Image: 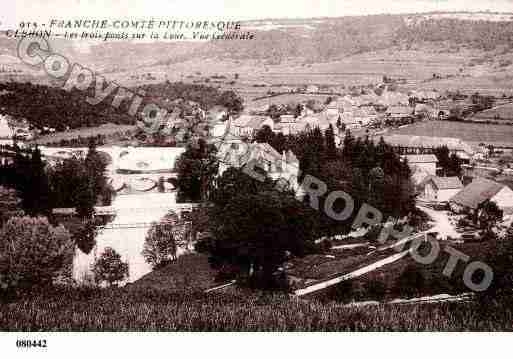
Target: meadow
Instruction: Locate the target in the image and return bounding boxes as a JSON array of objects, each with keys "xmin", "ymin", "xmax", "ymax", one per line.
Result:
[
  {"xmin": 387, "ymin": 120, "xmax": 513, "ymax": 146},
  {"xmin": 1, "ymin": 287, "xmax": 512, "ymax": 331}
]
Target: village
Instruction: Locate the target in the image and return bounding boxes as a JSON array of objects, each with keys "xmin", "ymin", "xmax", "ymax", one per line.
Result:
[
  {"xmin": 2, "ymin": 77, "xmax": 513, "ymax": 294},
  {"xmin": 3, "ymin": 7, "xmax": 513, "ymax": 333}
]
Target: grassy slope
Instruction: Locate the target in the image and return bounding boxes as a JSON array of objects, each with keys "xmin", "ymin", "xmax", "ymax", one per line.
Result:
[
  {"xmin": 1, "ymin": 244, "xmax": 512, "ymax": 331},
  {"xmin": 127, "ymin": 253, "xmax": 219, "ymax": 293},
  {"xmin": 1, "ymin": 287, "xmax": 512, "ymax": 331}
]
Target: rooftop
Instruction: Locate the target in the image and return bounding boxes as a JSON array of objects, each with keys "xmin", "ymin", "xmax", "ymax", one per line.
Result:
[
  {"xmin": 423, "ymin": 175, "xmax": 463, "ymax": 190},
  {"xmin": 402, "ymin": 154, "xmax": 438, "ymax": 164},
  {"xmin": 449, "ymin": 177, "xmax": 505, "ymax": 209},
  {"xmin": 380, "ymin": 135, "xmax": 474, "ymax": 154}
]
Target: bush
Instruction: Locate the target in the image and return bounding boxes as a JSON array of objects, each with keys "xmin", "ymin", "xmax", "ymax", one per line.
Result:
[
  {"xmin": 92, "ymin": 247, "xmax": 129, "ymax": 287},
  {"xmin": 0, "ymin": 216, "xmax": 74, "ymax": 292},
  {"xmin": 364, "ymin": 224, "xmax": 384, "ymax": 244},
  {"xmin": 142, "ymin": 222, "xmax": 177, "ymax": 269},
  {"xmin": 364, "ymin": 278, "xmax": 387, "ymax": 301},
  {"xmin": 327, "ymin": 280, "xmax": 361, "ymax": 303},
  {"xmin": 393, "ymin": 264, "xmax": 426, "ymax": 298}
]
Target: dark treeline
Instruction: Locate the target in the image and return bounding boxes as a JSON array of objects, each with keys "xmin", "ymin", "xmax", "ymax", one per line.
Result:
[
  {"xmin": 139, "ymin": 81, "xmax": 243, "ymax": 115},
  {"xmin": 0, "ymin": 82, "xmax": 135, "ymax": 131},
  {"xmin": 256, "ymin": 125, "xmax": 415, "ymax": 236},
  {"xmin": 434, "ymin": 146, "xmax": 463, "ymax": 177},
  {"xmin": 0, "ymin": 81, "xmax": 243, "ymax": 133},
  {"xmin": 397, "ymin": 18, "xmax": 513, "ymax": 51},
  {"xmin": 0, "ymin": 141, "xmax": 111, "ymax": 218}
]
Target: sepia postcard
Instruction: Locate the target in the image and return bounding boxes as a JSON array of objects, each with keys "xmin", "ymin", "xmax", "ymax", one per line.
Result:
[{"xmin": 1, "ymin": 0, "xmax": 513, "ymax": 356}]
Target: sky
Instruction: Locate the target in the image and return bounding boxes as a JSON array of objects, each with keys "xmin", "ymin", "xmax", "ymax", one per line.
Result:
[{"xmin": 2, "ymin": 0, "xmax": 513, "ymax": 30}]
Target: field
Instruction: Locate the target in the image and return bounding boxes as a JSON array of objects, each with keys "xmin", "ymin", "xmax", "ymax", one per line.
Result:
[
  {"xmin": 1, "ymin": 286, "xmax": 512, "ymax": 331},
  {"xmin": 385, "ymin": 120, "xmax": 513, "ymax": 146},
  {"xmin": 31, "ymin": 124, "xmax": 136, "ymax": 145},
  {"xmin": 472, "ymin": 103, "xmax": 513, "ymax": 121}
]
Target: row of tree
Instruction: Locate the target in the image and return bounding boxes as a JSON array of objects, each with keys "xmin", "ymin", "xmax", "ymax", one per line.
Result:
[{"xmin": 0, "ymin": 141, "xmax": 111, "ymax": 218}]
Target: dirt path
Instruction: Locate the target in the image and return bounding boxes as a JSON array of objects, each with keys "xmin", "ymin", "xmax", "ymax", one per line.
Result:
[{"xmin": 294, "ymin": 248, "xmax": 412, "ymax": 297}]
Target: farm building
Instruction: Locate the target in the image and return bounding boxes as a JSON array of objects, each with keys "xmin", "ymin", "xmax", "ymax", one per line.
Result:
[
  {"xmin": 419, "ymin": 175, "xmax": 463, "ymax": 202},
  {"xmin": 402, "ymin": 154, "xmax": 438, "ymax": 176},
  {"xmin": 380, "ymin": 134, "xmax": 474, "ymax": 160},
  {"xmin": 414, "ymin": 103, "xmax": 438, "ymax": 119},
  {"xmin": 386, "ymin": 106, "xmax": 414, "ymax": 120},
  {"xmin": 449, "ymin": 177, "xmax": 513, "ymax": 215}
]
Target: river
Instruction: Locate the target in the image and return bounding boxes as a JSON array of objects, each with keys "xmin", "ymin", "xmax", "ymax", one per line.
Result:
[{"xmin": 73, "ymin": 192, "xmax": 181, "ymax": 284}]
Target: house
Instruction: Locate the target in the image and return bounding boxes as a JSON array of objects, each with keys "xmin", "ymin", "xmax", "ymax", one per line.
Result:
[
  {"xmin": 353, "ymin": 107, "xmax": 377, "ymax": 127},
  {"xmin": 419, "ymin": 175, "xmax": 463, "ymax": 202},
  {"xmin": 206, "ymin": 105, "xmax": 228, "ymax": 122},
  {"xmin": 280, "ymin": 114, "xmax": 296, "ymax": 124},
  {"xmin": 411, "ymin": 166, "xmax": 432, "ymax": 186},
  {"xmin": 232, "ymin": 115, "xmax": 274, "ymax": 139},
  {"xmin": 210, "ymin": 120, "xmax": 229, "ymax": 138},
  {"xmin": 306, "ymin": 85, "xmax": 319, "ymax": 93},
  {"xmin": 386, "ymin": 106, "xmax": 414, "ymax": 120},
  {"xmin": 377, "ymin": 91, "xmax": 410, "ymax": 107},
  {"xmin": 299, "ymin": 115, "xmax": 331, "ymax": 131},
  {"xmin": 277, "ymin": 121, "xmax": 309, "ymax": 136},
  {"xmin": 414, "ymin": 103, "xmax": 437, "ymax": 119},
  {"xmin": 217, "ymin": 141, "xmax": 300, "ymax": 191},
  {"xmin": 449, "ymin": 177, "xmax": 513, "ymax": 215},
  {"xmin": 326, "ymin": 102, "xmax": 340, "ymax": 117},
  {"xmin": 402, "ymin": 154, "xmax": 438, "ymax": 176}
]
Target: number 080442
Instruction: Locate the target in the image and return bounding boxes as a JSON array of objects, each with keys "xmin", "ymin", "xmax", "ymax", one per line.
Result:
[{"xmin": 16, "ymin": 339, "xmax": 47, "ymax": 348}]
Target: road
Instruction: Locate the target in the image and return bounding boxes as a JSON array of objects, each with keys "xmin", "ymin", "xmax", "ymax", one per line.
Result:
[{"xmin": 294, "ymin": 248, "xmax": 412, "ymax": 297}]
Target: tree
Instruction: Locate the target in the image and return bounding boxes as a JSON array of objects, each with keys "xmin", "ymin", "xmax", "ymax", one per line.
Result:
[
  {"xmin": 66, "ymin": 217, "xmax": 98, "ymax": 255},
  {"xmin": 255, "ymin": 125, "xmax": 274, "ymax": 144},
  {"xmin": 9, "ymin": 147, "xmax": 51, "ymax": 217},
  {"xmin": 85, "ymin": 139, "xmax": 111, "ymax": 206},
  {"xmin": 478, "ymin": 201, "xmax": 503, "ymax": 230},
  {"xmin": 175, "ymin": 139, "xmax": 218, "ymax": 202},
  {"xmin": 142, "ymin": 214, "xmax": 179, "ymax": 269},
  {"xmin": 0, "ymin": 186, "xmax": 23, "ymax": 226},
  {"xmin": 336, "ymin": 116, "xmax": 342, "ymax": 130},
  {"xmin": 218, "ymin": 90, "xmax": 243, "ymax": 114},
  {"xmin": 394, "ymin": 264, "xmax": 426, "ymax": 298},
  {"xmin": 92, "ymin": 247, "xmax": 129, "ymax": 287},
  {"xmin": 434, "ymin": 146, "xmax": 462, "ymax": 177},
  {"xmin": 325, "ymin": 124, "xmax": 337, "ymax": 160},
  {"xmin": 207, "ymin": 171, "xmax": 316, "ymax": 287},
  {"xmin": 0, "ymin": 216, "xmax": 74, "ymax": 291},
  {"xmin": 486, "ymin": 225, "xmax": 513, "ymax": 294},
  {"xmin": 49, "ymin": 157, "xmax": 95, "ymax": 218},
  {"xmin": 157, "ymin": 176, "xmax": 166, "ymax": 193}
]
